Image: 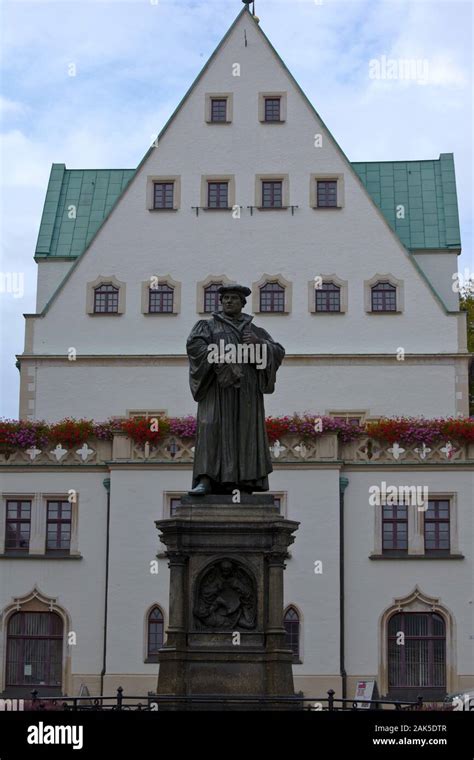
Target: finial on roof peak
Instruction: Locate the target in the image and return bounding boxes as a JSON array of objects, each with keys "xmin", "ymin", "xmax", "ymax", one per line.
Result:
[{"xmin": 242, "ymin": 0, "xmax": 255, "ymax": 15}]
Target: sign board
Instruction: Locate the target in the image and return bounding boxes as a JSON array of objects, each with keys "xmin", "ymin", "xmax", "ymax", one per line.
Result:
[{"xmin": 354, "ymin": 680, "xmax": 378, "ymax": 709}]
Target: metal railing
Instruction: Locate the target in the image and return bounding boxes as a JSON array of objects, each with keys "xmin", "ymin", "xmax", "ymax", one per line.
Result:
[{"xmin": 19, "ymin": 687, "xmax": 424, "ymax": 711}]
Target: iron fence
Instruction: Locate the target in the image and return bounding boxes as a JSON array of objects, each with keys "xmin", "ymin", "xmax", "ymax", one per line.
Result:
[{"xmin": 15, "ymin": 687, "xmax": 425, "ymax": 711}]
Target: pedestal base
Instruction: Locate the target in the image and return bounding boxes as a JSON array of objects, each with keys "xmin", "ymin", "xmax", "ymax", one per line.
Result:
[{"xmin": 155, "ymin": 494, "xmax": 299, "ymax": 710}]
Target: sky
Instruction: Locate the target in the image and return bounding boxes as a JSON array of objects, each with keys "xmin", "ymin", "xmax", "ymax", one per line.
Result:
[{"xmin": 0, "ymin": 0, "xmax": 472, "ymax": 419}]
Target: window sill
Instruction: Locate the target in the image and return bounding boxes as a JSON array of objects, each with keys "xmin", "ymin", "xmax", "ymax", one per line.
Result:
[
  {"xmin": 257, "ymin": 206, "xmax": 289, "ymax": 211},
  {"xmin": 89, "ymin": 312, "xmax": 123, "ymax": 317},
  {"xmin": 312, "ymin": 206, "xmax": 342, "ymax": 210},
  {"xmin": 143, "ymin": 311, "xmax": 178, "ymax": 316},
  {"xmin": 369, "ymin": 553, "xmax": 464, "ymax": 560},
  {"xmin": 205, "ymin": 120, "xmax": 232, "ymax": 125},
  {"xmin": 366, "ymin": 310, "xmax": 402, "ymax": 315},
  {"xmin": 0, "ymin": 552, "xmax": 82, "ymax": 560},
  {"xmin": 254, "ymin": 310, "xmax": 289, "ymax": 316},
  {"xmin": 202, "ymin": 207, "xmax": 234, "ymax": 211},
  {"xmin": 260, "ymin": 120, "xmax": 286, "ymax": 124},
  {"xmin": 311, "ymin": 311, "xmax": 345, "ymax": 315},
  {"xmin": 148, "ymin": 208, "xmax": 179, "ymax": 212}
]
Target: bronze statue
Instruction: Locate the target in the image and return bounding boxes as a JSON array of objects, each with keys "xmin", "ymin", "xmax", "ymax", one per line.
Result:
[{"xmin": 186, "ymin": 284, "xmax": 285, "ymax": 495}]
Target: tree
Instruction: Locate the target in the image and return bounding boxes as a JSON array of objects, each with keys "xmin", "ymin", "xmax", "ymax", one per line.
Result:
[{"xmin": 459, "ymin": 282, "xmax": 474, "ymax": 415}]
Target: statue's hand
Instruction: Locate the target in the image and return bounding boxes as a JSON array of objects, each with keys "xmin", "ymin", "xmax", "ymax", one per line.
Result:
[{"xmin": 242, "ymin": 332, "xmax": 263, "ymax": 345}]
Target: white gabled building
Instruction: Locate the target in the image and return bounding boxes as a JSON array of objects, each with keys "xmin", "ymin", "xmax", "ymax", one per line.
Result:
[{"xmin": 1, "ymin": 7, "xmax": 472, "ymax": 704}]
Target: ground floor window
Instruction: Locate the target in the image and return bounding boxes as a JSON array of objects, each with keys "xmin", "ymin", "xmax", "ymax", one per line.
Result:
[
  {"xmin": 388, "ymin": 612, "xmax": 446, "ymax": 699},
  {"xmin": 6, "ymin": 612, "xmax": 63, "ymax": 689},
  {"xmin": 284, "ymin": 606, "xmax": 300, "ymax": 661}
]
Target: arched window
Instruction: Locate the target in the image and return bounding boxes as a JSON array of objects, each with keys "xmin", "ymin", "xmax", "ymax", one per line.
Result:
[
  {"xmin": 204, "ymin": 283, "xmax": 223, "ymax": 313},
  {"xmin": 315, "ymin": 282, "xmax": 341, "ymax": 312},
  {"xmin": 94, "ymin": 283, "xmax": 119, "ymax": 313},
  {"xmin": 371, "ymin": 281, "xmax": 396, "ymax": 312},
  {"xmin": 147, "ymin": 607, "xmax": 164, "ymax": 657},
  {"xmin": 260, "ymin": 282, "xmax": 285, "ymax": 312},
  {"xmin": 6, "ymin": 612, "xmax": 63, "ymax": 690},
  {"xmin": 388, "ymin": 612, "xmax": 446, "ymax": 698},
  {"xmin": 149, "ymin": 283, "xmax": 174, "ymax": 313},
  {"xmin": 284, "ymin": 606, "xmax": 300, "ymax": 660}
]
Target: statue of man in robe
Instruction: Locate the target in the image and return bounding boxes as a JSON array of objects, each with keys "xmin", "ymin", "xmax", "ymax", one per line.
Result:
[{"xmin": 186, "ymin": 284, "xmax": 285, "ymax": 496}]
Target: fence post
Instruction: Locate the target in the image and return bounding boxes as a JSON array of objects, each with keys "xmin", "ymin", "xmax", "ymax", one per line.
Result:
[
  {"xmin": 116, "ymin": 686, "xmax": 123, "ymax": 711},
  {"xmin": 327, "ymin": 689, "xmax": 335, "ymax": 711}
]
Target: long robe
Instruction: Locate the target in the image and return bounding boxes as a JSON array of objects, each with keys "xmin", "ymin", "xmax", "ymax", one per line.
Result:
[{"xmin": 186, "ymin": 311, "xmax": 285, "ymax": 492}]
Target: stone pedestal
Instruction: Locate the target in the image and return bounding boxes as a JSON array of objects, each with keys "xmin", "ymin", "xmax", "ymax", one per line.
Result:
[{"xmin": 155, "ymin": 494, "xmax": 299, "ymax": 710}]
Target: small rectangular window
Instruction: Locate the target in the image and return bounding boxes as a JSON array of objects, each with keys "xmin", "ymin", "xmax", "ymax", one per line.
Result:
[
  {"xmin": 315, "ymin": 282, "xmax": 341, "ymax": 312},
  {"xmin": 204, "ymin": 282, "xmax": 223, "ymax": 313},
  {"xmin": 5, "ymin": 500, "xmax": 31, "ymax": 552},
  {"xmin": 424, "ymin": 500, "xmax": 450, "ymax": 552},
  {"xmin": 170, "ymin": 497, "xmax": 182, "ymax": 516},
  {"xmin": 153, "ymin": 182, "xmax": 174, "ymax": 209},
  {"xmin": 261, "ymin": 181, "xmax": 282, "ymax": 208},
  {"xmin": 382, "ymin": 503, "xmax": 408, "ymax": 552},
  {"xmin": 94, "ymin": 284, "xmax": 119, "ymax": 313},
  {"xmin": 207, "ymin": 182, "xmax": 229, "ymax": 209},
  {"xmin": 46, "ymin": 500, "xmax": 72, "ymax": 552},
  {"xmin": 317, "ymin": 180, "xmax": 337, "ymax": 208},
  {"xmin": 264, "ymin": 97, "xmax": 281, "ymax": 122},
  {"xmin": 149, "ymin": 284, "xmax": 174, "ymax": 313},
  {"xmin": 210, "ymin": 98, "xmax": 227, "ymax": 122},
  {"xmin": 371, "ymin": 282, "xmax": 397, "ymax": 312}
]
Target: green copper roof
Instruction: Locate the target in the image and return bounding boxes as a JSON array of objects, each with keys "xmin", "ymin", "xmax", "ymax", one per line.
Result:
[
  {"xmin": 35, "ymin": 164, "xmax": 135, "ymax": 258},
  {"xmin": 352, "ymin": 153, "xmax": 461, "ymax": 250},
  {"xmin": 35, "ymin": 154, "xmax": 461, "ymax": 258}
]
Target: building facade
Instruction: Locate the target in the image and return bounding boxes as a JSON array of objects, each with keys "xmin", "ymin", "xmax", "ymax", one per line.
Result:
[{"xmin": 1, "ymin": 8, "xmax": 472, "ymax": 702}]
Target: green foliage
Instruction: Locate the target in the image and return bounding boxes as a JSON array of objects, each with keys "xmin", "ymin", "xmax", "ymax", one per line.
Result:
[{"xmin": 459, "ymin": 284, "xmax": 474, "ymax": 414}]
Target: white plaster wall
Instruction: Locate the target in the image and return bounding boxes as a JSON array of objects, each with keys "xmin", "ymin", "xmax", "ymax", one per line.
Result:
[
  {"xmin": 1, "ymin": 465, "xmax": 471, "ymax": 684},
  {"xmin": 413, "ymin": 253, "xmax": 461, "ymax": 313},
  {"xmin": 0, "ymin": 472, "xmax": 107, "ymax": 676},
  {"xmin": 30, "ymin": 14, "xmax": 458, "ymax": 363},
  {"xmin": 35, "ymin": 261, "xmax": 76, "ymax": 313},
  {"xmin": 31, "ymin": 360, "xmax": 458, "ymax": 421},
  {"xmin": 105, "ymin": 467, "xmax": 341, "ymax": 677},
  {"xmin": 343, "ymin": 470, "xmax": 474, "ymax": 677}
]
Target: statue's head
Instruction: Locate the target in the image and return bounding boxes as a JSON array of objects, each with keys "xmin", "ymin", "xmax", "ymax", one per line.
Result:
[{"xmin": 218, "ymin": 284, "xmax": 252, "ymax": 316}]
